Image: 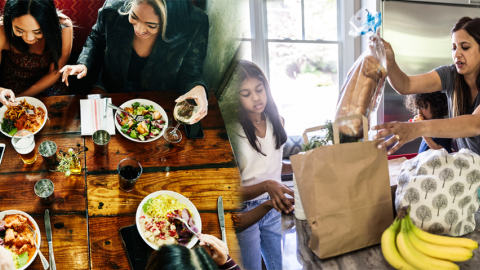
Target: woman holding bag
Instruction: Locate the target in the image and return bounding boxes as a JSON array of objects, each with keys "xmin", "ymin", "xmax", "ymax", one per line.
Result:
[{"xmin": 372, "ymin": 17, "xmax": 480, "ymax": 155}]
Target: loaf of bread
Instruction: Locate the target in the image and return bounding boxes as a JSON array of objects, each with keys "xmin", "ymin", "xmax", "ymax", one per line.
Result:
[{"xmin": 335, "ymin": 55, "xmax": 387, "ymax": 138}]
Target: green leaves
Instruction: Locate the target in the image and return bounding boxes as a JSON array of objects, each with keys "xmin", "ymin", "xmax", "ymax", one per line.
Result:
[
  {"xmin": 129, "ymin": 130, "xmax": 138, "ymax": 139},
  {"xmin": 8, "ymin": 127, "xmax": 17, "ymax": 136},
  {"xmin": 301, "ymin": 120, "xmax": 359, "ymax": 151},
  {"xmin": 18, "ymin": 251, "xmax": 29, "ymax": 268},
  {"xmin": 143, "ymin": 198, "xmax": 152, "ymax": 213}
]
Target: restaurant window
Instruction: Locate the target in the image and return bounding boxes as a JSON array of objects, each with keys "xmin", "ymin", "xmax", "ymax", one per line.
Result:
[{"xmin": 240, "ymin": 0, "xmax": 355, "ymax": 136}]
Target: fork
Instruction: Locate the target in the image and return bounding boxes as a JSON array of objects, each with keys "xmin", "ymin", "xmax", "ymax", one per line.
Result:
[
  {"xmin": 5, "ymin": 97, "xmax": 34, "ymax": 114},
  {"xmin": 107, "ymin": 103, "xmax": 144, "ymax": 122},
  {"xmin": 26, "ymin": 223, "xmax": 49, "ymax": 270},
  {"xmin": 172, "ymin": 216, "xmax": 209, "ymax": 246}
]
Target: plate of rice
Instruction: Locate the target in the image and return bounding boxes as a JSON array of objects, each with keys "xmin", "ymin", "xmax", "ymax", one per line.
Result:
[{"xmin": 136, "ymin": 191, "xmax": 201, "ymax": 250}]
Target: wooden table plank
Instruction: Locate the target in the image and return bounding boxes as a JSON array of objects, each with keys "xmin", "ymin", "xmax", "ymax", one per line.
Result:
[
  {"xmin": 0, "ymin": 172, "xmax": 86, "ymax": 214},
  {"xmin": 87, "ymin": 168, "xmax": 242, "ymax": 215},
  {"xmin": 89, "ymin": 213, "xmax": 240, "ymax": 270},
  {"xmin": 37, "ymin": 95, "xmax": 82, "ymax": 135},
  {"xmin": 85, "ymin": 128, "xmax": 235, "ymax": 172},
  {"xmin": 0, "ymin": 134, "xmax": 84, "ymax": 174},
  {"xmin": 26, "ymin": 214, "xmax": 89, "ymax": 270}
]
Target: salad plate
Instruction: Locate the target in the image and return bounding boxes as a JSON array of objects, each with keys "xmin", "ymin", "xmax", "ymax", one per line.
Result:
[{"xmin": 114, "ymin": 99, "xmax": 168, "ymax": 143}]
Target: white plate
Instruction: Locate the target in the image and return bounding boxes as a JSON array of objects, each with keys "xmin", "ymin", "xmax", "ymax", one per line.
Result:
[
  {"xmin": 0, "ymin": 97, "xmax": 48, "ymax": 138},
  {"xmin": 114, "ymin": 99, "xmax": 168, "ymax": 143},
  {"xmin": 136, "ymin": 190, "xmax": 201, "ymax": 250},
  {"xmin": 1, "ymin": 210, "xmax": 41, "ymax": 270}
]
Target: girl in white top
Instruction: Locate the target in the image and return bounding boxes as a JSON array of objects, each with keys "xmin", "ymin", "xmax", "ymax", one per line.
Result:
[{"xmin": 231, "ymin": 60, "xmax": 294, "ymax": 270}]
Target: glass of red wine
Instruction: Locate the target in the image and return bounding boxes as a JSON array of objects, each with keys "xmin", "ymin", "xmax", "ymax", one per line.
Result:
[{"xmin": 118, "ymin": 158, "xmax": 143, "ymax": 192}]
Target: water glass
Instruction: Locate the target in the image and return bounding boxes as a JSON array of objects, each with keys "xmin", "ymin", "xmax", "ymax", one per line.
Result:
[
  {"xmin": 118, "ymin": 158, "xmax": 142, "ymax": 192},
  {"xmin": 39, "ymin": 141, "xmax": 57, "ymax": 168},
  {"xmin": 12, "ymin": 130, "xmax": 37, "ymax": 164},
  {"xmin": 93, "ymin": 130, "xmax": 110, "ymax": 155},
  {"xmin": 34, "ymin": 179, "xmax": 55, "ymax": 205}
]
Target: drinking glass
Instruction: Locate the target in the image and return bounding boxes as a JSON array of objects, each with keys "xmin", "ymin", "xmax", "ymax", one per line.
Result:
[
  {"xmin": 164, "ymin": 99, "xmax": 198, "ymax": 143},
  {"xmin": 34, "ymin": 179, "xmax": 55, "ymax": 205},
  {"xmin": 39, "ymin": 141, "xmax": 57, "ymax": 168},
  {"xmin": 12, "ymin": 130, "xmax": 37, "ymax": 164},
  {"xmin": 118, "ymin": 158, "xmax": 143, "ymax": 192},
  {"xmin": 93, "ymin": 130, "xmax": 111, "ymax": 155}
]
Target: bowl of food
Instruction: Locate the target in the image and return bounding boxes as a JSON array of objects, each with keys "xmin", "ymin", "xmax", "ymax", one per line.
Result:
[
  {"xmin": 0, "ymin": 97, "xmax": 47, "ymax": 137},
  {"xmin": 114, "ymin": 99, "xmax": 168, "ymax": 143},
  {"xmin": 0, "ymin": 210, "xmax": 40, "ymax": 270},
  {"xmin": 136, "ymin": 190, "xmax": 201, "ymax": 250}
]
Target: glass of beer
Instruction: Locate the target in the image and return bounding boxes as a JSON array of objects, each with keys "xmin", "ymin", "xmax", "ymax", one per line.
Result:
[{"xmin": 12, "ymin": 130, "xmax": 37, "ymax": 164}]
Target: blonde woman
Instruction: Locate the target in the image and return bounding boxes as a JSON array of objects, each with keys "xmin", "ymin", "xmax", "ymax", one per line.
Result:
[{"xmin": 61, "ymin": 0, "xmax": 208, "ymax": 123}]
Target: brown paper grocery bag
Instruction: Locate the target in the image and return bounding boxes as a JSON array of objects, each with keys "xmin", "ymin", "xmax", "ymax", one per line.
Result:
[{"xmin": 290, "ymin": 115, "xmax": 393, "ymax": 259}]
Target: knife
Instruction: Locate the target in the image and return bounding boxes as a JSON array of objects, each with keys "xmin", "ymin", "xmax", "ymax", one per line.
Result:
[
  {"xmin": 217, "ymin": 196, "xmax": 227, "ymax": 246},
  {"xmin": 45, "ymin": 209, "xmax": 56, "ymax": 270}
]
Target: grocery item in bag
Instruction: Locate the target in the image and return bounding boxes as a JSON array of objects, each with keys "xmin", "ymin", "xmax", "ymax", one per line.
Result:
[
  {"xmin": 335, "ymin": 10, "xmax": 387, "ymax": 137},
  {"xmin": 395, "ymin": 149, "xmax": 480, "ymax": 236},
  {"xmin": 291, "ymin": 115, "xmax": 393, "ymax": 258}
]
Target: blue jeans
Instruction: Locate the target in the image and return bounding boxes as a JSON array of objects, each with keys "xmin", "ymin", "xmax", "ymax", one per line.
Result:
[{"xmin": 236, "ymin": 197, "xmax": 282, "ymax": 270}]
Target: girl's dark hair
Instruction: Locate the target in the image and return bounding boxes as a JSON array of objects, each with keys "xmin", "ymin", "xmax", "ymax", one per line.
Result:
[
  {"xmin": 404, "ymin": 92, "xmax": 448, "ymax": 119},
  {"xmin": 145, "ymin": 245, "xmax": 218, "ymax": 270},
  {"xmin": 3, "ymin": 0, "xmax": 64, "ymax": 71},
  {"xmin": 121, "ymin": 0, "xmax": 192, "ymax": 42},
  {"xmin": 238, "ymin": 60, "xmax": 287, "ymax": 155},
  {"xmin": 451, "ymin": 17, "xmax": 480, "ymax": 117}
]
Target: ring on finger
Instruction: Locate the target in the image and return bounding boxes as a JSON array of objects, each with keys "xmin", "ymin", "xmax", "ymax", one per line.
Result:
[{"xmin": 395, "ymin": 134, "xmax": 400, "ymax": 141}]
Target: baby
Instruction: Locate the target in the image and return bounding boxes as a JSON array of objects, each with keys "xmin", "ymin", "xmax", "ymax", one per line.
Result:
[{"xmin": 405, "ymin": 92, "xmax": 452, "ymax": 153}]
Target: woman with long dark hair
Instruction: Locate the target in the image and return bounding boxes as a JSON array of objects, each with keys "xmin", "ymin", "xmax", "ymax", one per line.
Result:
[
  {"xmin": 60, "ymin": 0, "xmax": 208, "ymax": 123},
  {"xmin": 372, "ymin": 17, "xmax": 480, "ymax": 155},
  {"xmin": 229, "ymin": 60, "xmax": 294, "ymax": 270},
  {"xmin": 0, "ymin": 0, "xmax": 72, "ymax": 100},
  {"xmin": 145, "ymin": 234, "xmax": 240, "ymax": 270}
]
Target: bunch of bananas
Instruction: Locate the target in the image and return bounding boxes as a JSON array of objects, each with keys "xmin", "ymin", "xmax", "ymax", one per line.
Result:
[{"xmin": 381, "ymin": 207, "xmax": 478, "ymax": 270}]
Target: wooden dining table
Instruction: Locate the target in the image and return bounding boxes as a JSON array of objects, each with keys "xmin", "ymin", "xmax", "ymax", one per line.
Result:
[{"xmin": 0, "ymin": 91, "xmax": 242, "ymax": 269}]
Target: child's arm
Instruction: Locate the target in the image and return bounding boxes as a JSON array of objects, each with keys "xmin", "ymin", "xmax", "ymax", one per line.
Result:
[
  {"xmin": 422, "ymin": 136, "xmax": 444, "ymax": 150},
  {"xmin": 236, "ymin": 200, "xmax": 274, "ymax": 232},
  {"xmin": 241, "ymin": 180, "xmax": 294, "ymax": 213}
]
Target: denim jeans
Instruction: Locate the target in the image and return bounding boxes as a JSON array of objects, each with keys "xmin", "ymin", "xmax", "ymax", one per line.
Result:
[{"xmin": 236, "ymin": 197, "xmax": 282, "ymax": 270}]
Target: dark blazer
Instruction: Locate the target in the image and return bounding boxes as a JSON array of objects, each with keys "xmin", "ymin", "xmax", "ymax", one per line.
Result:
[{"xmin": 77, "ymin": 0, "xmax": 209, "ymax": 95}]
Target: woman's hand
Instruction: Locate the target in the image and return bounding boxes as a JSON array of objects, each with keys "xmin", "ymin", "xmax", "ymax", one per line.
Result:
[
  {"xmin": 370, "ymin": 36, "xmax": 395, "ymax": 69},
  {"xmin": 0, "ymin": 246, "xmax": 15, "ymax": 270},
  {"xmin": 60, "ymin": 64, "xmax": 88, "ymax": 86},
  {"xmin": 175, "ymin": 85, "xmax": 208, "ymax": 124},
  {"xmin": 198, "ymin": 234, "xmax": 229, "ymax": 266},
  {"xmin": 0, "ymin": 89, "xmax": 16, "ymax": 107},
  {"xmin": 264, "ymin": 180, "xmax": 295, "ymax": 214},
  {"xmin": 372, "ymin": 121, "xmax": 421, "ymax": 155}
]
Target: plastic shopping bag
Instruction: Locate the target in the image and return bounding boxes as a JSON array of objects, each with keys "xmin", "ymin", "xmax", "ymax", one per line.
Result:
[{"xmin": 335, "ymin": 10, "xmax": 387, "ymax": 138}]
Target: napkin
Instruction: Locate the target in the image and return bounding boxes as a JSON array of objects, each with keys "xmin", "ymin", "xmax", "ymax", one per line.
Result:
[{"xmin": 80, "ymin": 98, "xmax": 116, "ymax": 135}]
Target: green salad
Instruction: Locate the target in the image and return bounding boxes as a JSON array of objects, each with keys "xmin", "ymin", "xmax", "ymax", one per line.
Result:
[{"xmin": 116, "ymin": 102, "xmax": 166, "ymax": 141}]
